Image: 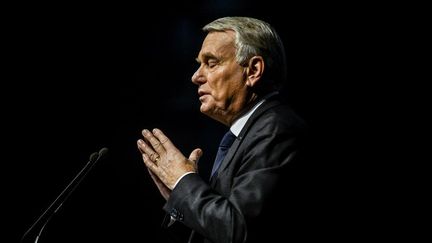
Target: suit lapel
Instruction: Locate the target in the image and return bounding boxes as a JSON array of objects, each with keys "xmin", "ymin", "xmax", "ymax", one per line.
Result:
[{"xmin": 210, "ymin": 96, "xmax": 283, "ymax": 187}]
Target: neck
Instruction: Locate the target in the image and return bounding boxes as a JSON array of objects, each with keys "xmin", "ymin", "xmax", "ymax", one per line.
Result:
[{"xmin": 225, "ymin": 92, "xmax": 260, "ymax": 126}]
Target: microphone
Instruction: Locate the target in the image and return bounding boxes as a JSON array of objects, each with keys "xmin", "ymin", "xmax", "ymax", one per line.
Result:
[{"xmin": 21, "ymin": 147, "xmax": 109, "ymax": 243}]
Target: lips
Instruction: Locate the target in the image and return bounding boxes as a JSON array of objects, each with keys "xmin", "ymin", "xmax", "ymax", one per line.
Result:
[
  {"xmin": 198, "ymin": 90, "xmax": 210, "ymax": 102},
  {"xmin": 198, "ymin": 90, "xmax": 210, "ymax": 97}
]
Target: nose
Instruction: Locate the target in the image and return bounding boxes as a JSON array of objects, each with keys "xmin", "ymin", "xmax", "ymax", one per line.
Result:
[{"xmin": 191, "ymin": 65, "xmax": 205, "ymax": 86}]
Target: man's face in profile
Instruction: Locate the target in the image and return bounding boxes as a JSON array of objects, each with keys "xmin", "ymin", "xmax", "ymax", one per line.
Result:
[{"xmin": 191, "ymin": 30, "xmax": 249, "ymax": 125}]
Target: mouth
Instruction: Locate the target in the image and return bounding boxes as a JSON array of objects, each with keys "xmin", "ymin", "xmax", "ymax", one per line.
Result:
[
  {"xmin": 198, "ymin": 90, "xmax": 209, "ymax": 98},
  {"xmin": 199, "ymin": 94, "xmax": 208, "ymax": 102}
]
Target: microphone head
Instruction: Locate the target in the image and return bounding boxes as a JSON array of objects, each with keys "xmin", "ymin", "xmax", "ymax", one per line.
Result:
[
  {"xmin": 89, "ymin": 152, "xmax": 99, "ymax": 162},
  {"xmin": 98, "ymin": 147, "xmax": 109, "ymax": 158}
]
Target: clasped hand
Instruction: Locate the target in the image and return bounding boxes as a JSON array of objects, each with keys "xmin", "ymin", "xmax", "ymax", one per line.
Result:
[{"xmin": 137, "ymin": 128, "xmax": 202, "ymax": 199}]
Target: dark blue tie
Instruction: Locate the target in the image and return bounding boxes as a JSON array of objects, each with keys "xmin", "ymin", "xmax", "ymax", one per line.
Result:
[{"xmin": 211, "ymin": 130, "xmax": 236, "ymax": 178}]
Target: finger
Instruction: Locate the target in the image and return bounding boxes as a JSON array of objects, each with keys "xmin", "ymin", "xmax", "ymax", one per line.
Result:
[
  {"xmin": 142, "ymin": 153, "xmax": 159, "ymax": 174},
  {"xmin": 137, "ymin": 139, "xmax": 159, "ymax": 162},
  {"xmin": 142, "ymin": 129, "xmax": 166, "ymax": 154},
  {"xmin": 148, "ymin": 168, "xmax": 162, "ymax": 184},
  {"xmin": 189, "ymin": 148, "xmax": 203, "ymax": 165},
  {"xmin": 147, "ymin": 167, "xmax": 157, "ymax": 180},
  {"xmin": 143, "ymin": 154, "xmax": 171, "ymax": 190},
  {"xmin": 148, "ymin": 168, "xmax": 171, "ymax": 200},
  {"xmin": 148, "ymin": 168, "xmax": 166, "ymax": 189},
  {"xmin": 137, "ymin": 140, "xmax": 145, "ymax": 154},
  {"xmin": 152, "ymin": 128, "xmax": 177, "ymax": 151}
]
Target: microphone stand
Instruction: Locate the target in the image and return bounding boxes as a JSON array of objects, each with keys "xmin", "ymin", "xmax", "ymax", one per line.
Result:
[{"xmin": 21, "ymin": 148, "xmax": 109, "ymax": 243}]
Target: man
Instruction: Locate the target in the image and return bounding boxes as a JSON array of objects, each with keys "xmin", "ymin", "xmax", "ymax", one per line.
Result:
[{"xmin": 137, "ymin": 17, "xmax": 309, "ymax": 243}]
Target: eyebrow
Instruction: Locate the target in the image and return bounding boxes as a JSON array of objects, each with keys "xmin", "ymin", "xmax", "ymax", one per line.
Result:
[{"xmin": 195, "ymin": 52, "xmax": 219, "ymax": 63}]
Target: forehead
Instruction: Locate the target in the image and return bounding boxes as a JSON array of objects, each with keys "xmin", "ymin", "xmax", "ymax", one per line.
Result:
[{"xmin": 199, "ymin": 30, "xmax": 236, "ymax": 57}]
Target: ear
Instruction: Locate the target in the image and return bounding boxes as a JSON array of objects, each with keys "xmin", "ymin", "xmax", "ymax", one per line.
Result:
[{"xmin": 245, "ymin": 56, "xmax": 264, "ymax": 88}]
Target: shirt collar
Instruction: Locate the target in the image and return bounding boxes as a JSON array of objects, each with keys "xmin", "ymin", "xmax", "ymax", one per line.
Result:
[{"xmin": 230, "ymin": 92, "xmax": 278, "ymax": 137}]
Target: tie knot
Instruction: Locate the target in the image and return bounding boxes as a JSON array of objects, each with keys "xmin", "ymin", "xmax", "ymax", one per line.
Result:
[{"xmin": 219, "ymin": 130, "xmax": 236, "ymax": 148}]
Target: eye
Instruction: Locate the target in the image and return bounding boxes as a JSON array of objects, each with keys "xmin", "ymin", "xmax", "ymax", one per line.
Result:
[{"xmin": 207, "ymin": 60, "xmax": 218, "ymax": 68}]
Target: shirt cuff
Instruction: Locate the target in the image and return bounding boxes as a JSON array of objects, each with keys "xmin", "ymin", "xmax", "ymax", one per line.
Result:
[
  {"xmin": 168, "ymin": 216, "xmax": 176, "ymax": 227},
  {"xmin": 173, "ymin": 172, "xmax": 196, "ymax": 189}
]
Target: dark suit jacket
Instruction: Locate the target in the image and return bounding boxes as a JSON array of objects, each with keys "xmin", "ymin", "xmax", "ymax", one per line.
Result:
[{"xmin": 163, "ymin": 96, "xmax": 312, "ymax": 243}]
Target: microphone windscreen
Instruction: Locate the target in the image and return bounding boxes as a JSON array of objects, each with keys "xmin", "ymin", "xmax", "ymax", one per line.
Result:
[
  {"xmin": 98, "ymin": 147, "xmax": 109, "ymax": 158},
  {"xmin": 89, "ymin": 152, "xmax": 99, "ymax": 162}
]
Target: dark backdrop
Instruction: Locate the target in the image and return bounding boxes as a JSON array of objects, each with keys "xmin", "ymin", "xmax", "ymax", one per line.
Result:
[{"xmin": 5, "ymin": 1, "xmax": 380, "ymax": 242}]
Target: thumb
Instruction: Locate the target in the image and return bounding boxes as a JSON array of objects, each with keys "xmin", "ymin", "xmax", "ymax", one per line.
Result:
[{"xmin": 189, "ymin": 148, "xmax": 203, "ymax": 165}]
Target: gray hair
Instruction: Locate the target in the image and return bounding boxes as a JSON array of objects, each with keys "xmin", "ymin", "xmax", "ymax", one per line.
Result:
[{"xmin": 203, "ymin": 16, "xmax": 287, "ymax": 90}]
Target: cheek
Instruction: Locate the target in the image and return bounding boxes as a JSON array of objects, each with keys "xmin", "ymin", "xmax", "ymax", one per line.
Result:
[
  {"xmin": 207, "ymin": 66, "xmax": 245, "ymax": 102},
  {"xmin": 213, "ymin": 79, "xmax": 242, "ymax": 102},
  {"xmin": 209, "ymin": 87, "xmax": 230, "ymax": 108},
  {"xmin": 208, "ymin": 77, "xmax": 232, "ymax": 100}
]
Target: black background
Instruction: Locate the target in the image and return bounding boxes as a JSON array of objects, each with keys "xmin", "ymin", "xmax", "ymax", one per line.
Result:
[{"xmin": 5, "ymin": 1, "xmax": 393, "ymax": 242}]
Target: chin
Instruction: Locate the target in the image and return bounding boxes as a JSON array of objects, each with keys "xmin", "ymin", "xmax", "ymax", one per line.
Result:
[
  {"xmin": 200, "ymin": 104, "xmax": 215, "ymax": 117},
  {"xmin": 200, "ymin": 104, "xmax": 210, "ymax": 114},
  {"xmin": 200, "ymin": 105, "xmax": 227, "ymax": 124}
]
